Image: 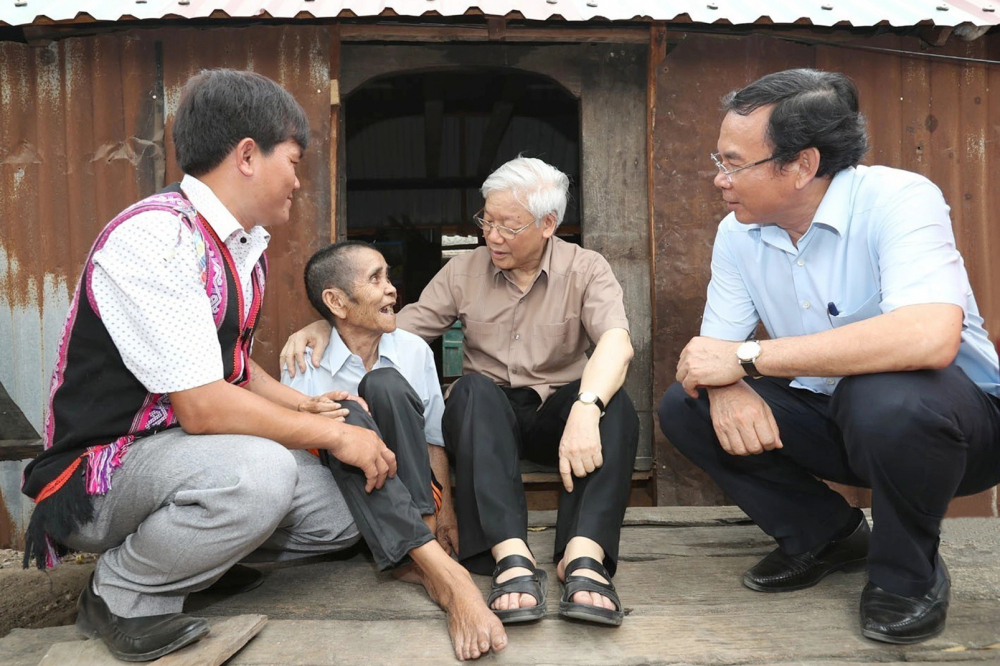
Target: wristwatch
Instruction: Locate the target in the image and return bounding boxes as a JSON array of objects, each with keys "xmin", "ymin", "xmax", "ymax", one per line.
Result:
[
  {"xmin": 736, "ymin": 340, "xmax": 763, "ymax": 379},
  {"xmin": 576, "ymin": 391, "xmax": 606, "ymax": 417}
]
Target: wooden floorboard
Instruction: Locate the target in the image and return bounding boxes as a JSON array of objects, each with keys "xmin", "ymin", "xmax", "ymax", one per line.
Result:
[{"xmin": 1, "ymin": 511, "xmax": 998, "ymax": 665}]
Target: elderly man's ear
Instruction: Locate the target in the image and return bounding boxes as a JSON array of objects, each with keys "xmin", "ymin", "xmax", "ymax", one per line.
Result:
[{"xmin": 322, "ymin": 288, "xmax": 350, "ymax": 321}]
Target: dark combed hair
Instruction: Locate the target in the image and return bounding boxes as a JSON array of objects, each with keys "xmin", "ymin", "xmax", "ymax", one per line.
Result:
[
  {"xmin": 304, "ymin": 241, "xmax": 378, "ymax": 324},
  {"xmin": 172, "ymin": 69, "xmax": 310, "ymax": 177},
  {"xmin": 722, "ymin": 68, "xmax": 869, "ymax": 178}
]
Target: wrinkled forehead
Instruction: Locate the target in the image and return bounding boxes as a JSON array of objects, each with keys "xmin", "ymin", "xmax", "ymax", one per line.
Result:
[
  {"xmin": 349, "ymin": 246, "xmax": 387, "ymax": 278},
  {"xmin": 483, "ymin": 189, "xmax": 531, "ymax": 219}
]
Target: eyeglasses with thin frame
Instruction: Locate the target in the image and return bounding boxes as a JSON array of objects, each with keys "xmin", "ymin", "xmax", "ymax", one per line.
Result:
[
  {"xmin": 472, "ymin": 209, "xmax": 535, "ymax": 240},
  {"xmin": 711, "ymin": 152, "xmax": 777, "ymax": 183}
]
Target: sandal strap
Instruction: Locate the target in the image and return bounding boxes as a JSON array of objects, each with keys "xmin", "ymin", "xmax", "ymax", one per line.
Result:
[
  {"xmin": 488, "ymin": 557, "xmax": 546, "ymax": 607},
  {"xmin": 493, "ymin": 554, "xmax": 536, "ymax": 576},
  {"xmin": 564, "ymin": 556, "xmax": 610, "ymax": 579}
]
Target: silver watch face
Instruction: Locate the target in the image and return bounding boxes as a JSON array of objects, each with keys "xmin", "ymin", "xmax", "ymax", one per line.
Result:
[
  {"xmin": 736, "ymin": 340, "xmax": 762, "ymax": 362},
  {"xmin": 577, "ymin": 391, "xmax": 599, "ymax": 404}
]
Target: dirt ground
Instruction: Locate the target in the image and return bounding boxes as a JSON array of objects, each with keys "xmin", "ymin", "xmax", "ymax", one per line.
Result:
[{"xmin": 0, "ymin": 549, "xmax": 94, "ymax": 638}]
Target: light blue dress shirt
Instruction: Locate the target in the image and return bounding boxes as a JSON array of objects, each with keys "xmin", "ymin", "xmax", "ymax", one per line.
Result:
[
  {"xmin": 702, "ymin": 164, "xmax": 999, "ymax": 397},
  {"xmin": 281, "ymin": 327, "xmax": 445, "ymax": 446}
]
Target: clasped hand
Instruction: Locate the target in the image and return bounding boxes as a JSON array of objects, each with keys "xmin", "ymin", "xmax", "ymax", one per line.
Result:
[
  {"xmin": 296, "ymin": 390, "xmax": 369, "ymax": 421},
  {"xmin": 676, "ymin": 336, "xmax": 745, "ymax": 397}
]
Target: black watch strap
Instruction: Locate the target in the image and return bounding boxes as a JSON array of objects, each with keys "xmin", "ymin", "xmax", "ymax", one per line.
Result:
[
  {"xmin": 576, "ymin": 393, "xmax": 606, "ymax": 414},
  {"xmin": 741, "ymin": 360, "xmax": 762, "ymax": 379}
]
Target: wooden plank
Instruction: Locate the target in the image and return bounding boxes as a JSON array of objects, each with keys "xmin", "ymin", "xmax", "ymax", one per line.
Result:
[
  {"xmin": 0, "ymin": 440, "xmax": 42, "ymax": 461},
  {"xmin": 153, "ymin": 614, "xmax": 267, "ymax": 666},
  {"xmin": 4, "ymin": 516, "xmax": 1000, "ymax": 666},
  {"xmin": 36, "ymin": 615, "xmax": 267, "ymax": 666},
  {"xmin": 0, "ymin": 359, "xmax": 41, "ymax": 442},
  {"xmin": 338, "ymin": 24, "xmax": 650, "ymax": 44}
]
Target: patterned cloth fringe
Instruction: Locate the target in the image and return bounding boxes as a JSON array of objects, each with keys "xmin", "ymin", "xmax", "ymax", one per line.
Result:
[{"xmin": 84, "ymin": 436, "xmax": 134, "ymax": 495}]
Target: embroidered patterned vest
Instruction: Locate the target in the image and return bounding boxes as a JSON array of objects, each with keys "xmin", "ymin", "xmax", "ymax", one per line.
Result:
[{"xmin": 20, "ymin": 185, "xmax": 266, "ymax": 567}]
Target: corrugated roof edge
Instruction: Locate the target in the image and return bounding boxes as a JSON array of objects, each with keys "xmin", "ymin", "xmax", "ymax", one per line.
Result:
[{"xmin": 1, "ymin": 2, "xmax": 998, "ymax": 31}]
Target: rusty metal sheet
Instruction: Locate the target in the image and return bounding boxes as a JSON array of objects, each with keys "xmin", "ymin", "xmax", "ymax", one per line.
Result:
[
  {"xmin": 154, "ymin": 24, "xmax": 333, "ymax": 374},
  {"xmin": 650, "ymin": 32, "xmax": 814, "ymax": 506},
  {"xmin": 3, "ymin": 0, "xmax": 1000, "ymax": 28},
  {"xmin": 650, "ymin": 30, "xmax": 1000, "ymax": 513},
  {"xmin": 0, "ymin": 34, "xmax": 160, "ymax": 439}
]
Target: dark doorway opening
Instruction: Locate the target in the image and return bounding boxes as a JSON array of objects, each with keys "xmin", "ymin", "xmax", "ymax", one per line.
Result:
[{"xmin": 343, "ymin": 69, "xmax": 581, "ymax": 311}]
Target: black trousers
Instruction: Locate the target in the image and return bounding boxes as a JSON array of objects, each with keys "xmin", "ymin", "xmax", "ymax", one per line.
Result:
[
  {"xmin": 442, "ymin": 373, "xmax": 639, "ymax": 577},
  {"xmin": 658, "ymin": 364, "xmax": 1000, "ymax": 597},
  {"xmin": 321, "ymin": 367, "xmax": 435, "ymax": 571}
]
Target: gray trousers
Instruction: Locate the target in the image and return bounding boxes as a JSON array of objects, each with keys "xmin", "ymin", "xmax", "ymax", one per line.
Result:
[{"xmin": 64, "ymin": 429, "xmax": 359, "ymax": 618}]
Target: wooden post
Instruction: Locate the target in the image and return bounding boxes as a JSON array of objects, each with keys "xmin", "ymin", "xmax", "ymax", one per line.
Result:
[
  {"xmin": 329, "ymin": 24, "xmax": 341, "ymax": 242},
  {"xmin": 579, "ymin": 43, "xmax": 653, "ymax": 471}
]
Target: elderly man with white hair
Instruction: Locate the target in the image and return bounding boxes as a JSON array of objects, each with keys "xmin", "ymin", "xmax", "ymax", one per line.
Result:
[{"xmin": 282, "ymin": 157, "xmax": 638, "ymax": 626}]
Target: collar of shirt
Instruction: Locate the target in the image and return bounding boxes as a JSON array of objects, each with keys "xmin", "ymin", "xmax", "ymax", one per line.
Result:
[
  {"xmin": 750, "ymin": 168, "xmax": 855, "ymax": 253},
  {"xmin": 488, "ymin": 235, "xmax": 555, "ymax": 289},
  {"xmin": 180, "ymin": 173, "xmax": 271, "ymax": 247},
  {"xmin": 321, "ymin": 327, "xmax": 400, "ymax": 376}
]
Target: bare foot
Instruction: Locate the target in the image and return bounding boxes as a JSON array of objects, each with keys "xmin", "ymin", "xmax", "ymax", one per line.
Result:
[
  {"xmin": 556, "ymin": 558, "xmax": 617, "ymax": 612},
  {"xmin": 411, "ymin": 546, "xmax": 508, "ymax": 661},
  {"xmin": 390, "ymin": 563, "xmax": 423, "ymax": 586}
]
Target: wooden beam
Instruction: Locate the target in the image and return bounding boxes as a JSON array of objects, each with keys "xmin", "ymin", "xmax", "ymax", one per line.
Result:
[
  {"xmin": 338, "ymin": 24, "xmax": 650, "ymax": 44},
  {"xmin": 476, "ymin": 77, "xmax": 523, "ymax": 178},
  {"xmin": 423, "ymin": 77, "xmax": 444, "ymax": 179},
  {"xmin": 487, "ymin": 18, "xmax": 506, "ymax": 42},
  {"xmin": 347, "ymin": 177, "xmax": 482, "ymax": 191}
]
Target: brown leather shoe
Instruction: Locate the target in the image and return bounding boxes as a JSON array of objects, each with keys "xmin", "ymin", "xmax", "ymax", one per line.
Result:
[
  {"xmin": 743, "ymin": 511, "xmax": 870, "ymax": 592},
  {"xmin": 76, "ymin": 575, "xmax": 210, "ymax": 662}
]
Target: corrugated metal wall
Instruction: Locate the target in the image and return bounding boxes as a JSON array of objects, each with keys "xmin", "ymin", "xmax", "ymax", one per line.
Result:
[
  {"xmin": 0, "ymin": 25, "xmax": 332, "ymax": 546},
  {"xmin": 651, "ymin": 31, "xmax": 1000, "ymax": 515}
]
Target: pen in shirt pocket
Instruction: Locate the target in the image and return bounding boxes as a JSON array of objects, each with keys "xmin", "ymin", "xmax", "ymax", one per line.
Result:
[{"xmin": 827, "ymin": 302, "xmax": 839, "ymax": 316}]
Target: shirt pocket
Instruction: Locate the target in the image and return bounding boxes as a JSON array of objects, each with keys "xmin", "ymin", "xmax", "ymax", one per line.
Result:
[
  {"xmin": 828, "ymin": 291, "xmax": 882, "ymax": 328},
  {"xmin": 533, "ymin": 320, "xmax": 574, "ymax": 341},
  {"xmin": 462, "ymin": 319, "xmax": 500, "ymax": 353}
]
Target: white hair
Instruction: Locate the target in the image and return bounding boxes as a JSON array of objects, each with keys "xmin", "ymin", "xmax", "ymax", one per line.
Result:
[{"xmin": 480, "ymin": 157, "xmax": 570, "ymax": 227}]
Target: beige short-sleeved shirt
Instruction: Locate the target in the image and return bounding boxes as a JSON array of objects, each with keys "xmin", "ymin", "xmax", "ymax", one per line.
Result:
[{"xmin": 397, "ymin": 236, "xmax": 630, "ymax": 403}]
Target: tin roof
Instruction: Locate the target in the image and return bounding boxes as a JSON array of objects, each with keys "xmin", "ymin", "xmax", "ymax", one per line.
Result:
[{"xmin": 3, "ymin": 1, "xmax": 999, "ymax": 29}]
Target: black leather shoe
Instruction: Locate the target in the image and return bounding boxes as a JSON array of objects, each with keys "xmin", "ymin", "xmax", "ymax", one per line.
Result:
[
  {"xmin": 743, "ymin": 511, "xmax": 870, "ymax": 592},
  {"xmin": 202, "ymin": 564, "xmax": 265, "ymax": 595},
  {"xmin": 860, "ymin": 559, "xmax": 950, "ymax": 644},
  {"xmin": 76, "ymin": 575, "xmax": 210, "ymax": 662}
]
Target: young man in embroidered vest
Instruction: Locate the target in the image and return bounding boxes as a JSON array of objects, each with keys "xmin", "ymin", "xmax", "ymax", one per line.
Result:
[
  {"xmin": 20, "ymin": 70, "xmax": 505, "ymax": 662},
  {"xmin": 281, "ymin": 241, "xmax": 505, "ymax": 660}
]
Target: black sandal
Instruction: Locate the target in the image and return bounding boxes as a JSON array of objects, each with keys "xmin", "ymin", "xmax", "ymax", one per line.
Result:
[
  {"xmin": 487, "ymin": 554, "xmax": 548, "ymax": 624},
  {"xmin": 558, "ymin": 556, "xmax": 623, "ymax": 626}
]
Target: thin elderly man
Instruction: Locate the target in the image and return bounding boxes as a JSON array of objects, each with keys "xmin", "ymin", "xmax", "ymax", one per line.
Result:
[
  {"xmin": 658, "ymin": 69, "xmax": 1000, "ymax": 644},
  {"xmin": 280, "ymin": 241, "xmax": 505, "ymax": 658},
  {"xmin": 284, "ymin": 157, "xmax": 639, "ymax": 626},
  {"xmin": 20, "ymin": 69, "xmax": 504, "ymax": 663}
]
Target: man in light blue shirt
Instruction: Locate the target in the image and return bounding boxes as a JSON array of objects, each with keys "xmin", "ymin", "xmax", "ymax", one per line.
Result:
[
  {"xmin": 658, "ymin": 69, "xmax": 1000, "ymax": 646},
  {"xmin": 282, "ymin": 240, "xmax": 506, "ymax": 661}
]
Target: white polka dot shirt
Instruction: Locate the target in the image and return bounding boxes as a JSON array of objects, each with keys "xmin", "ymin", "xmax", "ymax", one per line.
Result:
[{"xmin": 90, "ymin": 174, "xmax": 271, "ymax": 395}]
